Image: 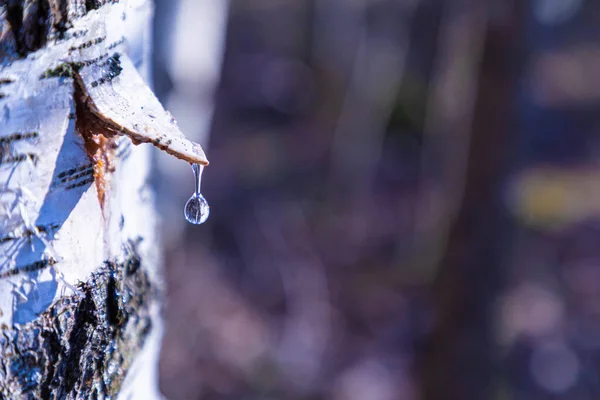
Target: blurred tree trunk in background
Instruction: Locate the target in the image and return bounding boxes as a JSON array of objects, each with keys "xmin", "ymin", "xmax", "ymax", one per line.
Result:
[
  {"xmin": 148, "ymin": 0, "xmax": 600, "ymax": 398},
  {"xmin": 0, "ymin": 1, "xmax": 163, "ymax": 398},
  {"xmin": 420, "ymin": 1, "xmax": 522, "ymax": 399}
]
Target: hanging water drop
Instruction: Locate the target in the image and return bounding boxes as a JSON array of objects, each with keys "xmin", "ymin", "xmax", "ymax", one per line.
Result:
[{"xmin": 184, "ymin": 163, "xmax": 210, "ymax": 224}]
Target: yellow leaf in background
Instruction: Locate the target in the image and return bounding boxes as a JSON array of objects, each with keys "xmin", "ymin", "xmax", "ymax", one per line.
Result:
[{"xmin": 509, "ymin": 166, "xmax": 600, "ymax": 230}]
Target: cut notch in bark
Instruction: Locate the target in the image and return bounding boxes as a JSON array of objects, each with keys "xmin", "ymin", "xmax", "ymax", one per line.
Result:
[{"xmin": 67, "ymin": 48, "xmax": 209, "ymax": 207}]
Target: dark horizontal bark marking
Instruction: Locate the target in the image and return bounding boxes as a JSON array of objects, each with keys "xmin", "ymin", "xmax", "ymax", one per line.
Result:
[
  {"xmin": 0, "ymin": 78, "xmax": 14, "ymax": 86},
  {"xmin": 106, "ymin": 36, "xmax": 124, "ymax": 50},
  {"xmin": 89, "ymin": 53, "xmax": 122, "ymax": 87},
  {"xmin": 54, "ymin": 163, "xmax": 94, "ymax": 188},
  {"xmin": 65, "ymin": 176, "xmax": 94, "ymax": 190},
  {"xmin": 0, "ymin": 258, "xmax": 57, "ymax": 279},
  {"xmin": 96, "ymin": 52, "xmax": 118, "ymax": 68},
  {"xmin": 59, "ymin": 29, "xmax": 88, "ymax": 41},
  {"xmin": 76, "ymin": 52, "xmax": 109, "ymax": 68},
  {"xmin": 0, "ymin": 132, "xmax": 38, "ymax": 145},
  {"xmin": 59, "ymin": 168, "xmax": 93, "ymax": 184},
  {"xmin": 41, "ymin": 51, "xmax": 114, "ymax": 79},
  {"xmin": 68, "ymin": 35, "xmax": 106, "ymax": 53},
  {"xmin": 0, "ymin": 153, "xmax": 37, "ymax": 165},
  {"xmin": 57, "ymin": 163, "xmax": 93, "ymax": 179},
  {"xmin": 0, "ymin": 223, "xmax": 60, "ymax": 243}
]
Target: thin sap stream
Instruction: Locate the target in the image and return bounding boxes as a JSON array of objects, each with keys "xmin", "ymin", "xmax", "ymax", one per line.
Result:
[{"xmin": 184, "ymin": 163, "xmax": 210, "ymax": 224}]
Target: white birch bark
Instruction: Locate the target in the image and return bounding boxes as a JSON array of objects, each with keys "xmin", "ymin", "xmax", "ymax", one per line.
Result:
[{"xmin": 0, "ymin": 0, "xmax": 207, "ymax": 398}]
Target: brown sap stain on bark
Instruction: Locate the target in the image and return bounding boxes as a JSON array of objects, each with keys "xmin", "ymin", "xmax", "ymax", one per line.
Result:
[{"xmin": 74, "ymin": 81, "xmax": 117, "ymax": 209}]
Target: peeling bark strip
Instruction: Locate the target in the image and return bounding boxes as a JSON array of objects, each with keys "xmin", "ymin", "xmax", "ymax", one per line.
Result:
[
  {"xmin": 74, "ymin": 52, "xmax": 209, "ymax": 165},
  {"xmin": 0, "ymin": 243, "xmax": 158, "ymax": 399}
]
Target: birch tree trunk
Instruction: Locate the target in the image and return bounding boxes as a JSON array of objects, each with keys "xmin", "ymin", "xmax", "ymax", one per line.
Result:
[{"xmin": 0, "ymin": 1, "xmax": 207, "ymax": 398}]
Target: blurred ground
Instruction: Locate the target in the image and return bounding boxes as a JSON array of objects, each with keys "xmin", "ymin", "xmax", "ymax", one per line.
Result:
[{"xmin": 152, "ymin": 1, "xmax": 600, "ymax": 399}]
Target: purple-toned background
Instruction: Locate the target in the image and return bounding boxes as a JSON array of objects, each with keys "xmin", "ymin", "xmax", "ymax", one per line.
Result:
[{"xmin": 153, "ymin": 1, "xmax": 600, "ymax": 399}]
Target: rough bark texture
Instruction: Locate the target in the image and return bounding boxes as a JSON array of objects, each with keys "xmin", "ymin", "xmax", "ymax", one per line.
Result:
[
  {"xmin": 0, "ymin": 241, "xmax": 157, "ymax": 399},
  {"xmin": 0, "ymin": 0, "xmax": 181, "ymax": 398}
]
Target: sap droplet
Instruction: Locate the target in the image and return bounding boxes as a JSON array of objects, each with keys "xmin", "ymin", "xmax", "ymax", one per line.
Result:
[
  {"xmin": 184, "ymin": 194, "xmax": 210, "ymax": 224},
  {"xmin": 184, "ymin": 163, "xmax": 210, "ymax": 225}
]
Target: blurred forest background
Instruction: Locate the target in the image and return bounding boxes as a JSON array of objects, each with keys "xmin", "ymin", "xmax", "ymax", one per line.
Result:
[{"xmin": 151, "ymin": 0, "xmax": 600, "ymax": 399}]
